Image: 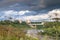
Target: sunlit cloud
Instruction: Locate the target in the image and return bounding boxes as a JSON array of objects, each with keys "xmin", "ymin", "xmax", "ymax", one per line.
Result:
[
  {"xmin": 23, "ymin": 14, "xmax": 49, "ymax": 21},
  {"xmin": 48, "ymin": 9, "xmax": 60, "ymax": 18},
  {"xmin": 18, "ymin": 10, "xmax": 30, "ymax": 15},
  {"xmin": 0, "ymin": 9, "xmax": 60, "ymax": 21}
]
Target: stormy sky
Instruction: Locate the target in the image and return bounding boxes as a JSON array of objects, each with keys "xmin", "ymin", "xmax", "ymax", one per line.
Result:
[{"xmin": 0, "ymin": 0, "xmax": 60, "ymax": 21}]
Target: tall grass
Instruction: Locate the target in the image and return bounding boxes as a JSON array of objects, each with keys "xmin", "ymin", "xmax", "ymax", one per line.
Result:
[{"xmin": 0, "ymin": 25, "xmax": 39, "ymax": 40}]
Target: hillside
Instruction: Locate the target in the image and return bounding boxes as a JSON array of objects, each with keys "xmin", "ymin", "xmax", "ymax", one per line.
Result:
[{"xmin": 0, "ymin": 20, "xmax": 43, "ymax": 29}]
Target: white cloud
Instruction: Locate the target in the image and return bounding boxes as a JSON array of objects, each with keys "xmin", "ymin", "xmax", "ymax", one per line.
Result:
[
  {"xmin": 1, "ymin": 9, "xmax": 60, "ymax": 21},
  {"xmin": 0, "ymin": 10, "xmax": 49, "ymax": 21},
  {"xmin": 0, "ymin": 16, "xmax": 5, "ymax": 18},
  {"xmin": 39, "ymin": 14, "xmax": 48, "ymax": 19},
  {"xmin": 23, "ymin": 14, "xmax": 49, "ymax": 21},
  {"xmin": 4, "ymin": 10, "xmax": 18, "ymax": 16},
  {"xmin": 48, "ymin": 9, "xmax": 60, "ymax": 18},
  {"xmin": 23, "ymin": 9, "xmax": 60, "ymax": 21},
  {"xmin": 18, "ymin": 10, "xmax": 30, "ymax": 15},
  {"xmin": 4, "ymin": 10, "xmax": 32, "ymax": 16}
]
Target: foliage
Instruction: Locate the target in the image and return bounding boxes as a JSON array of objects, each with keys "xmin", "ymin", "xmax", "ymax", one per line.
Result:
[
  {"xmin": 43, "ymin": 22, "xmax": 60, "ymax": 37},
  {"xmin": 0, "ymin": 20, "xmax": 31, "ymax": 29}
]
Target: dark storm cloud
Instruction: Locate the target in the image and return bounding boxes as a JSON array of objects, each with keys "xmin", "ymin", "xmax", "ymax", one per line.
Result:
[
  {"xmin": 0, "ymin": 0, "xmax": 60, "ymax": 10},
  {"xmin": 0, "ymin": 0, "xmax": 25, "ymax": 7}
]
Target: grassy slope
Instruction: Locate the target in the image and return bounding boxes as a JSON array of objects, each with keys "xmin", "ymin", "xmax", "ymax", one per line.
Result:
[{"xmin": 0, "ymin": 21, "xmax": 39, "ymax": 40}]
